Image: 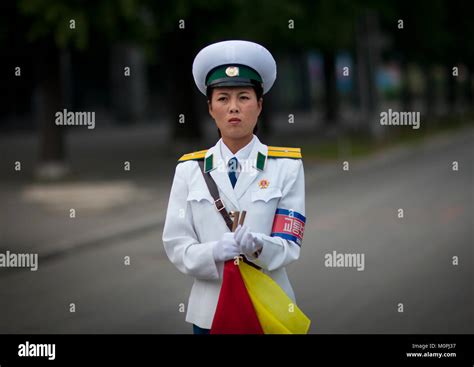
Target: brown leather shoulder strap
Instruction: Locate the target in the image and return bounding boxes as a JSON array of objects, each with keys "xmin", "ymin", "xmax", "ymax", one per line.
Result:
[
  {"xmin": 198, "ymin": 160, "xmax": 234, "ymax": 231},
  {"xmin": 197, "ymin": 161, "xmax": 262, "ymax": 271}
]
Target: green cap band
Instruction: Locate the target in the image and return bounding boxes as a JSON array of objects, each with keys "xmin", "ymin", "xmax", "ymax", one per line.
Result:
[{"xmin": 206, "ymin": 64, "xmax": 262, "ymax": 86}]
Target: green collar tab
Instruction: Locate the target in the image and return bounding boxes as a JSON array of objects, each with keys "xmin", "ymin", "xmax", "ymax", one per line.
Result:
[
  {"xmin": 204, "ymin": 154, "xmax": 214, "ymax": 172},
  {"xmin": 256, "ymin": 152, "xmax": 266, "ymax": 171}
]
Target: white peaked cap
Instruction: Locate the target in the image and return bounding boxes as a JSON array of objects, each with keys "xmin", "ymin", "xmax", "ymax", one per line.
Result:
[{"xmin": 192, "ymin": 40, "xmax": 277, "ymax": 95}]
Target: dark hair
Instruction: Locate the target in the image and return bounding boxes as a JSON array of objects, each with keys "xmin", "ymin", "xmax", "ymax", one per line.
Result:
[{"xmin": 207, "ymin": 84, "xmax": 263, "ymax": 136}]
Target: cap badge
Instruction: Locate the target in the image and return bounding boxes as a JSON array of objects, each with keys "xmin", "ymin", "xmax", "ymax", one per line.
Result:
[{"xmin": 225, "ymin": 66, "xmax": 239, "ymax": 77}]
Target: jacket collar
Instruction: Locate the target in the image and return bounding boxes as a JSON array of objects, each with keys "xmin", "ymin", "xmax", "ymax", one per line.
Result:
[{"xmin": 204, "ymin": 136, "xmax": 268, "ymax": 207}]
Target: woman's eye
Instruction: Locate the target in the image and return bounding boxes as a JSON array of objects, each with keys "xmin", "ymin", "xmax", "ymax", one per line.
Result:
[
  {"xmin": 218, "ymin": 97, "xmax": 226, "ymax": 101},
  {"xmin": 240, "ymin": 96, "xmax": 249, "ymax": 100}
]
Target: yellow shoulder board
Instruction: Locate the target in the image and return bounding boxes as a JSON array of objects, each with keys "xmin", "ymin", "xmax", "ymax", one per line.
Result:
[
  {"xmin": 178, "ymin": 149, "xmax": 208, "ymax": 162},
  {"xmin": 267, "ymin": 146, "xmax": 302, "ymax": 159}
]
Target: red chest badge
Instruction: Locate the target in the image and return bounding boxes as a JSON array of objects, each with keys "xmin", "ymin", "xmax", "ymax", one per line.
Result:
[{"xmin": 258, "ymin": 179, "xmax": 269, "ymax": 189}]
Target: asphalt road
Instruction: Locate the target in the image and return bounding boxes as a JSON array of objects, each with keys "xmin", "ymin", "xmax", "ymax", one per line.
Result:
[{"xmin": 0, "ymin": 129, "xmax": 472, "ymax": 334}]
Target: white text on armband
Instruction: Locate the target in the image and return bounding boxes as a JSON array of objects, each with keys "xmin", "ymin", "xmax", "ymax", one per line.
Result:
[{"xmin": 270, "ymin": 208, "xmax": 305, "ymax": 246}]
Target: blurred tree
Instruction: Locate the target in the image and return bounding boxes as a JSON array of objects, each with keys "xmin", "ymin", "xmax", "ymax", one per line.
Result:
[
  {"xmin": 16, "ymin": 0, "xmax": 158, "ymax": 178},
  {"xmin": 276, "ymin": 0, "xmax": 362, "ymax": 127},
  {"xmin": 0, "ymin": 2, "xmax": 37, "ymax": 126},
  {"xmin": 380, "ymin": 0, "xmax": 448, "ymax": 116},
  {"xmin": 378, "ymin": 0, "xmax": 474, "ymax": 116},
  {"xmin": 308, "ymin": 0, "xmax": 358, "ymax": 126},
  {"xmin": 151, "ymin": 1, "xmax": 213, "ymax": 141},
  {"xmin": 443, "ymin": 0, "xmax": 474, "ymax": 110}
]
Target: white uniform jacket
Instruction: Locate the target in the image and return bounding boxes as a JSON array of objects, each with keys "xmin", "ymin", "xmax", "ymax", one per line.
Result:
[{"xmin": 162, "ymin": 136, "xmax": 306, "ymax": 329}]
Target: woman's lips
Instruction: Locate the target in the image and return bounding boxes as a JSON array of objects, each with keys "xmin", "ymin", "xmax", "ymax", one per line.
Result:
[{"xmin": 228, "ymin": 118, "xmax": 241, "ymax": 124}]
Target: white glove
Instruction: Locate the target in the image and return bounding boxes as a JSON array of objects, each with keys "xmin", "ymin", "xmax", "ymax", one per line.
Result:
[
  {"xmin": 235, "ymin": 225, "xmax": 263, "ymax": 258},
  {"xmin": 213, "ymin": 232, "xmax": 240, "ymax": 262}
]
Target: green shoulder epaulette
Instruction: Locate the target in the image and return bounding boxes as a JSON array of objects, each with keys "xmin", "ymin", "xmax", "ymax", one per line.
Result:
[
  {"xmin": 178, "ymin": 149, "xmax": 208, "ymax": 162},
  {"xmin": 267, "ymin": 146, "xmax": 302, "ymax": 159}
]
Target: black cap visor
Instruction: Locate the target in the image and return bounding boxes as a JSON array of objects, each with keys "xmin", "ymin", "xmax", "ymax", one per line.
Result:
[{"xmin": 207, "ymin": 77, "xmax": 261, "ymax": 90}]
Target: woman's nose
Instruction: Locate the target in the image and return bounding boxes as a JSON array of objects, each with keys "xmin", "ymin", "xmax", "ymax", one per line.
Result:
[{"xmin": 229, "ymin": 97, "xmax": 239, "ymax": 113}]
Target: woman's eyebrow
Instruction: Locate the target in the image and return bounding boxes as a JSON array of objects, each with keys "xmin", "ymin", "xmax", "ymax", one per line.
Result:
[{"xmin": 216, "ymin": 91, "xmax": 249, "ymax": 96}]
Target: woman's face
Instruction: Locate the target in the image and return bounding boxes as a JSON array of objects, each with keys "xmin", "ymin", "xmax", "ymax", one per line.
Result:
[{"xmin": 208, "ymin": 87, "xmax": 262, "ymax": 141}]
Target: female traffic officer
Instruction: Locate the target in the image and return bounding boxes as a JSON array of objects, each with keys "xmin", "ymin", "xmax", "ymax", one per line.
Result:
[{"xmin": 163, "ymin": 40, "xmax": 306, "ymax": 334}]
